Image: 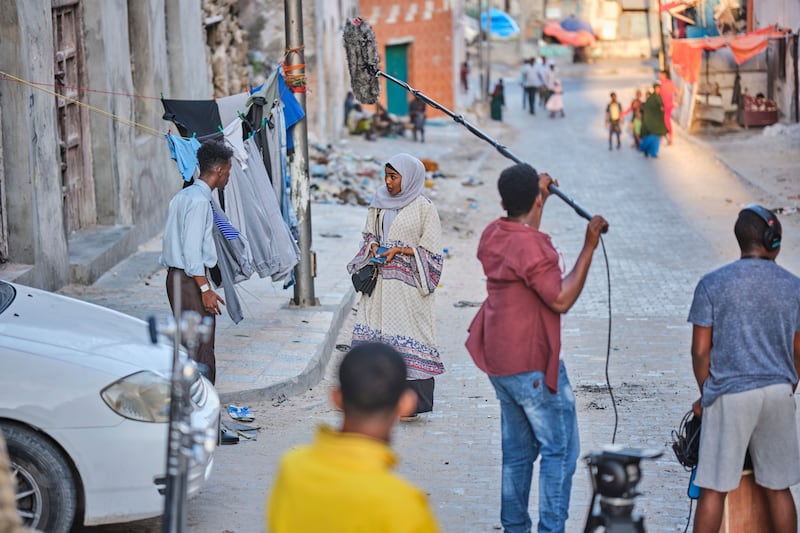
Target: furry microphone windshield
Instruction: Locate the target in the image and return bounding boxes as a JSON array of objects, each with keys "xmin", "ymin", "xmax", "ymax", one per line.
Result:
[{"xmin": 342, "ymin": 18, "xmax": 381, "ymax": 104}]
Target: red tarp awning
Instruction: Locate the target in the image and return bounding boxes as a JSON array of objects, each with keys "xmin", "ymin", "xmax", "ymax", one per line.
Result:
[
  {"xmin": 543, "ymin": 22, "xmax": 596, "ymax": 47},
  {"xmin": 670, "ymin": 25, "xmax": 787, "ymax": 83}
]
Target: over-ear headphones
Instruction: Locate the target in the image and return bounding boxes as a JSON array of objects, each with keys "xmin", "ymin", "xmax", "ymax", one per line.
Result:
[{"xmin": 744, "ymin": 204, "xmax": 781, "ymax": 250}]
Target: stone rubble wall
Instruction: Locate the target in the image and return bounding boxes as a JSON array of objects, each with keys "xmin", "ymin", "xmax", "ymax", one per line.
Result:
[{"xmin": 203, "ymin": 0, "xmax": 250, "ymax": 97}]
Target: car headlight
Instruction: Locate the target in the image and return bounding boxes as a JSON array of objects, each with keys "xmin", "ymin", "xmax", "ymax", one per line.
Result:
[{"xmin": 101, "ymin": 370, "xmax": 170, "ymax": 423}]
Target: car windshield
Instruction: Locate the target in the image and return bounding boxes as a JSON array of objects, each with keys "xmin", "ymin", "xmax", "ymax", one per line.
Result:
[{"xmin": 0, "ymin": 281, "xmax": 16, "ymax": 314}]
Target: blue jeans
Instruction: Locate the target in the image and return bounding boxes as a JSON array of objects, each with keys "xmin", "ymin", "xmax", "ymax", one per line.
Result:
[{"xmin": 489, "ymin": 361, "xmax": 580, "ymax": 533}]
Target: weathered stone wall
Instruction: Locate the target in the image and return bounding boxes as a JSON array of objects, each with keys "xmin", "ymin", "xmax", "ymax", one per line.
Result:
[
  {"xmin": 0, "ymin": 0, "xmax": 69, "ymax": 289},
  {"xmin": 0, "ymin": 0, "xmax": 212, "ymax": 289},
  {"xmin": 204, "ymin": 0, "xmax": 250, "ymax": 96}
]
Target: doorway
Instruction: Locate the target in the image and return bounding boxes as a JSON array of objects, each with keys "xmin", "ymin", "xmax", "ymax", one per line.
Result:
[
  {"xmin": 385, "ymin": 43, "xmax": 409, "ymax": 116},
  {"xmin": 52, "ymin": 0, "xmax": 96, "ymax": 234}
]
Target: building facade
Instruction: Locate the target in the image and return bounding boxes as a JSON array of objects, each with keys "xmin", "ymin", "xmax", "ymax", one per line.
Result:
[
  {"xmin": 358, "ymin": 0, "xmax": 461, "ymax": 117},
  {"xmin": 0, "ymin": 0, "xmax": 211, "ymax": 290}
]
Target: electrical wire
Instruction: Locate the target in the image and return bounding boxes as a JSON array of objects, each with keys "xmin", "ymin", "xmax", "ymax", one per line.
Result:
[
  {"xmin": 684, "ymin": 498, "xmax": 694, "ymax": 533},
  {"xmin": 0, "ymin": 70, "xmax": 163, "ymax": 138},
  {"xmin": 599, "ymin": 235, "xmax": 618, "ymax": 444}
]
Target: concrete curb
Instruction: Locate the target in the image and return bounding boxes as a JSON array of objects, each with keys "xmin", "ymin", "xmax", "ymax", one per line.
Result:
[{"xmin": 218, "ymin": 287, "xmax": 357, "ymax": 405}]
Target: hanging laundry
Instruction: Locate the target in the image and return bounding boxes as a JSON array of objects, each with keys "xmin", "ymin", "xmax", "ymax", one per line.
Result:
[
  {"xmin": 263, "ymin": 100, "xmax": 287, "ymax": 211},
  {"xmin": 210, "ymin": 200, "xmax": 252, "ymax": 324},
  {"xmin": 220, "ymin": 143, "xmax": 299, "ymax": 283},
  {"xmin": 162, "ymin": 98, "xmax": 222, "ymax": 138},
  {"xmin": 217, "ymin": 92, "xmax": 250, "ymax": 126},
  {"xmin": 242, "ymin": 136, "xmax": 299, "ymax": 282},
  {"xmin": 249, "ymin": 69, "xmax": 304, "ymax": 150},
  {"xmin": 222, "ymin": 117, "xmax": 249, "ymax": 170},
  {"xmin": 165, "ymin": 133, "xmax": 201, "ymax": 182}
]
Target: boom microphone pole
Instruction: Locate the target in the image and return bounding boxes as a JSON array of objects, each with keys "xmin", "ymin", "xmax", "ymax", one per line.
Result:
[{"xmin": 343, "ymin": 17, "xmax": 600, "ymax": 225}]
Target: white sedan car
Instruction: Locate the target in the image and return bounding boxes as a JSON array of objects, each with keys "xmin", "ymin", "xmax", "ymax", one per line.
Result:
[{"xmin": 0, "ymin": 280, "xmax": 220, "ymax": 532}]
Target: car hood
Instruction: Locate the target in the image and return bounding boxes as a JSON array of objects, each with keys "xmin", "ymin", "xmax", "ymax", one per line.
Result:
[{"xmin": 0, "ymin": 283, "xmax": 171, "ymax": 373}]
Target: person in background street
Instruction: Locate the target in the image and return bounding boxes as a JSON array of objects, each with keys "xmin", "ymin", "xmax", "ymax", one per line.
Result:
[
  {"xmin": 460, "ymin": 61, "xmax": 470, "ymax": 93},
  {"xmin": 522, "ymin": 58, "xmax": 537, "ymax": 114},
  {"xmin": 491, "ymin": 79, "xmax": 505, "ymax": 121},
  {"xmin": 544, "ymin": 63, "xmax": 558, "ymax": 104},
  {"xmin": 546, "ymin": 78, "xmax": 565, "ymax": 118},
  {"xmin": 466, "ymin": 164, "xmax": 608, "ymax": 533},
  {"xmin": 537, "ymin": 57, "xmax": 549, "ymax": 109},
  {"xmin": 519, "ymin": 59, "xmax": 529, "ymax": 110},
  {"xmin": 605, "ymin": 92, "xmax": 623, "ymax": 150},
  {"xmin": 688, "ymin": 206, "xmax": 800, "ymax": 533},
  {"xmin": 409, "ymin": 96, "xmax": 427, "ymax": 143},
  {"xmin": 371, "ymin": 103, "xmax": 396, "ymax": 138},
  {"xmin": 347, "ymin": 153, "xmax": 444, "ymax": 417},
  {"xmin": 266, "ymin": 343, "xmax": 440, "ymax": 533},
  {"xmin": 621, "ymin": 89, "xmax": 644, "ymax": 149},
  {"xmin": 347, "ymin": 103, "xmax": 375, "ymax": 141},
  {"xmin": 343, "ymin": 91, "xmax": 356, "ymax": 128},
  {"xmin": 159, "ymin": 140, "xmax": 230, "ymax": 384},
  {"xmin": 639, "ymin": 83, "xmax": 668, "ymax": 158},
  {"xmin": 659, "ymin": 71, "xmax": 680, "ymax": 145}
]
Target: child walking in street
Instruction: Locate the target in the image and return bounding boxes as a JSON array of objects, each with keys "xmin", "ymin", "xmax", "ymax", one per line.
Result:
[
  {"xmin": 605, "ymin": 92, "xmax": 623, "ymax": 150},
  {"xmin": 622, "ymin": 90, "xmax": 644, "ymax": 149},
  {"xmin": 545, "ymin": 79, "xmax": 565, "ymax": 118}
]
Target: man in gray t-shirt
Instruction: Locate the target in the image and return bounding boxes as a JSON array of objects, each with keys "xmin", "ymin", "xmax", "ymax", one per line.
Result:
[{"xmin": 688, "ymin": 206, "xmax": 800, "ymax": 532}]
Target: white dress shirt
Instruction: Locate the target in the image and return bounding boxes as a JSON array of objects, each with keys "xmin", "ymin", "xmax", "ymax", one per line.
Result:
[{"xmin": 159, "ymin": 180, "xmax": 217, "ymax": 277}]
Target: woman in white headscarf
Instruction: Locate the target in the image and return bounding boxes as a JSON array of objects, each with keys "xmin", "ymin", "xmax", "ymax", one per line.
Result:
[{"xmin": 347, "ymin": 153, "xmax": 444, "ymax": 416}]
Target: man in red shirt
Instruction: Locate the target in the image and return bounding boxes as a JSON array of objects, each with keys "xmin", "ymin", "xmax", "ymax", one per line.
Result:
[{"xmin": 466, "ymin": 163, "xmax": 607, "ymax": 533}]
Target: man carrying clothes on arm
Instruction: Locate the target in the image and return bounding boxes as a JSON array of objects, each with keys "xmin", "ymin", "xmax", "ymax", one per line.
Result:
[
  {"xmin": 159, "ymin": 140, "xmax": 232, "ymax": 384},
  {"xmin": 466, "ymin": 164, "xmax": 608, "ymax": 533},
  {"xmin": 689, "ymin": 206, "xmax": 800, "ymax": 533}
]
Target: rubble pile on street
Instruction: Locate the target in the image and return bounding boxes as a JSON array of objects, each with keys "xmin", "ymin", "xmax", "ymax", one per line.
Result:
[
  {"xmin": 307, "ymin": 143, "xmax": 446, "ymax": 206},
  {"xmin": 762, "ymin": 122, "xmax": 800, "ymax": 141}
]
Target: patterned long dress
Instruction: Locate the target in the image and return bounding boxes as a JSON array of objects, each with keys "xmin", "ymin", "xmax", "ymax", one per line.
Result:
[{"xmin": 348, "ymin": 195, "xmax": 444, "ymax": 379}]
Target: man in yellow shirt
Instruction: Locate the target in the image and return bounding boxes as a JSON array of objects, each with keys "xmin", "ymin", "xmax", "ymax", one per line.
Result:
[{"xmin": 266, "ymin": 343, "xmax": 440, "ymax": 533}]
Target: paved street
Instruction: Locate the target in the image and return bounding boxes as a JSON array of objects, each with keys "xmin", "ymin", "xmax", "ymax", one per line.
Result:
[{"xmin": 84, "ymin": 66, "xmax": 800, "ymax": 532}]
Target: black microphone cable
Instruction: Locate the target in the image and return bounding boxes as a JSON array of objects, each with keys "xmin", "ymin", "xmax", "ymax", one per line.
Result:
[{"xmin": 599, "ymin": 235, "xmax": 618, "ymax": 444}]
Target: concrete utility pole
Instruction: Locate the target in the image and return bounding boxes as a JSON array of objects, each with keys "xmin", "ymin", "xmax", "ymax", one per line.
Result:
[{"xmin": 285, "ymin": 0, "xmax": 317, "ymax": 307}]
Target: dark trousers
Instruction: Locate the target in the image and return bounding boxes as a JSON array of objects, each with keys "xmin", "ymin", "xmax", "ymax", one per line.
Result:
[
  {"xmin": 408, "ymin": 378, "xmax": 435, "ymax": 414},
  {"xmin": 166, "ymin": 268, "xmax": 217, "ymax": 384},
  {"xmin": 525, "ymin": 87, "xmax": 537, "ymax": 114}
]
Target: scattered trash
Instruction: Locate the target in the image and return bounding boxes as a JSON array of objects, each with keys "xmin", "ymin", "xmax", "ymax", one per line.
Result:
[
  {"xmin": 762, "ymin": 123, "xmax": 800, "ymax": 140},
  {"xmin": 308, "ymin": 144, "xmax": 446, "ymax": 204},
  {"xmin": 443, "ymin": 248, "xmax": 452, "ymax": 259},
  {"xmin": 227, "ymin": 405, "xmax": 255, "ymax": 422},
  {"xmin": 773, "ymin": 206, "xmax": 798, "ymax": 215},
  {"xmin": 319, "ymin": 232, "xmax": 343, "ymax": 238},
  {"xmin": 453, "ymin": 300, "xmax": 483, "ymax": 308},
  {"xmin": 272, "ymin": 394, "xmax": 288, "ymax": 407},
  {"xmin": 220, "ymin": 427, "xmax": 239, "ymax": 445},
  {"xmin": 335, "ymin": 344, "xmax": 351, "ymax": 352},
  {"xmin": 420, "ymin": 158, "xmax": 439, "ymax": 172},
  {"xmin": 221, "ymin": 420, "xmax": 262, "ymax": 441},
  {"xmin": 461, "ymin": 177, "xmax": 484, "ymax": 187},
  {"xmin": 469, "ymin": 202, "xmax": 479, "ymax": 209}
]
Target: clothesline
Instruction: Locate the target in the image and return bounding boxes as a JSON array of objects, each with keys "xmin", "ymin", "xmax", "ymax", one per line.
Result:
[
  {"xmin": 0, "ymin": 69, "xmax": 295, "ymax": 141},
  {"xmin": 0, "ymin": 70, "xmax": 164, "ymax": 137}
]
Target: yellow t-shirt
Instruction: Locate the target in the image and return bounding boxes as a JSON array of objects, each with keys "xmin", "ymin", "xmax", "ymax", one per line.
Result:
[
  {"xmin": 607, "ymin": 101, "xmax": 622, "ymax": 121},
  {"xmin": 267, "ymin": 426, "xmax": 440, "ymax": 533}
]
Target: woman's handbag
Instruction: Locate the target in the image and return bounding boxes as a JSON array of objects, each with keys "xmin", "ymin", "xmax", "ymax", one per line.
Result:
[{"xmin": 352, "ymin": 263, "xmax": 378, "ymax": 296}]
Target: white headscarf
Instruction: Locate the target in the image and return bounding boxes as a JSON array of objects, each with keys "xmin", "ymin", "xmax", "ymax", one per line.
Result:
[{"xmin": 370, "ymin": 153, "xmax": 426, "ymax": 238}]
